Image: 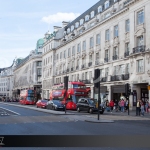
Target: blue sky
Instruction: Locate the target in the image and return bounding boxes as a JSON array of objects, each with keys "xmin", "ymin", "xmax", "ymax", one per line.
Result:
[{"xmin": 0, "ymin": 0, "xmax": 99, "ymax": 67}]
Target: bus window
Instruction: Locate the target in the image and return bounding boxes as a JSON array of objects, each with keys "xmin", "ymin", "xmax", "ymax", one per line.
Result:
[{"xmin": 73, "ymin": 84, "xmax": 86, "ymax": 89}]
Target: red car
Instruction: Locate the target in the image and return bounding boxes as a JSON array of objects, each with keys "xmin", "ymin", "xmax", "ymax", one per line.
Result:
[{"xmin": 36, "ymin": 100, "xmax": 48, "ymax": 108}]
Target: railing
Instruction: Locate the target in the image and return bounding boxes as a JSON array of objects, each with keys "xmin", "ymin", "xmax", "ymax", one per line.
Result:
[
  {"xmin": 88, "ymin": 62, "xmax": 92, "ymax": 67},
  {"xmin": 81, "ymin": 64, "xmax": 85, "ymax": 69},
  {"xmin": 101, "ymin": 77, "xmax": 107, "ymax": 82},
  {"xmin": 112, "ymin": 55, "xmax": 118, "ymax": 60},
  {"xmin": 124, "ymin": 51, "xmax": 129, "ymax": 57},
  {"xmin": 110, "ymin": 74, "xmax": 130, "ymax": 81},
  {"xmin": 104, "ymin": 57, "xmax": 109, "ymax": 63},
  {"xmin": 133, "ymin": 45, "xmax": 145, "ymax": 54}
]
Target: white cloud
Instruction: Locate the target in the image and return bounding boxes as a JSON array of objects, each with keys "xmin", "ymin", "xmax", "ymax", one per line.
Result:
[{"xmin": 41, "ymin": 12, "xmax": 80, "ymax": 24}]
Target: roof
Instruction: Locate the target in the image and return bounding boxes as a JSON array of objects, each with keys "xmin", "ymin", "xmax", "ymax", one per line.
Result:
[{"xmin": 65, "ymin": 0, "xmax": 117, "ymax": 30}]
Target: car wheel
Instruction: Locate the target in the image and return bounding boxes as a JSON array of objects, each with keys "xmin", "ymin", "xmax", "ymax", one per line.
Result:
[
  {"xmin": 89, "ymin": 108, "xmax": 93, "ymax": 114},
  {"xmin": 77, "ymin": 107, "xmax": 80, "ymax": 112}
]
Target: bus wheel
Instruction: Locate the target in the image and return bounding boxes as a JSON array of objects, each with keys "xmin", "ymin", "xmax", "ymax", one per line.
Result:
[
  {"xmin": 89, "ymin": 108, "xmax": 93, "ymax": 114},
  {"xmin": 77, "ymin": 107, "xmax": 80, "ymax": 112}
]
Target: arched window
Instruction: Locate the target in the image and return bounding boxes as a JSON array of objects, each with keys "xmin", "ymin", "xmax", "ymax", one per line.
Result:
[
  {"xmin": 98, "ymin": 6, "xmax": 102, "ymax": 13},
  {"xmin": 105, "ymin": 1, "xmax": 110, "ymax": 9},
  {"xmin": 80, "ymin": 19, "xmax": 84, "ymax": 25},
  {"xmin": 85, "ymin": 15, "xmax": 89, "ymax": 22},
  {"xmin": 90, "ymin": 11, "xmax": 95, "ymax": 18},
  {"xmin": 75, "ymin": 22, "xmax": 79, "ymax": 28},
  {"xmin": 71, "ymin": 25, "xmax": 74, "ymax": 31}
]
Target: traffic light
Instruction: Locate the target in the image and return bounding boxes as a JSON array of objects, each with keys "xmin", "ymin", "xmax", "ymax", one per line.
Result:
[
  {"xmin": 94, "ymin": 69, "xmax": 100, "ymax": 88},
  {"xmin": 125, "ymin": 83, "xmax": 130, "ymax": 96},
  {"xmin": 64, "ymin": 76, "xmax": 68, "ymax": 90}
]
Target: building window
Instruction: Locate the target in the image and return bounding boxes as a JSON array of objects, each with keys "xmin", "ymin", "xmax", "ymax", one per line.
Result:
[
  {"xmin": 126, "ymin": 63, "xmax": 129, "ymax": 74},
  {"xmin": 71, "ymin": 25, "xmax": 74, "ymax": 31},
  {"xmin": 125, "ymin": 19, "xmax": 130, "ymax": 32},
  {"xmin": 137, "ymin": 10, "xmax": 144, "ymax": 25},
  {"xmin": 105, "ymin": 50, "xmax": 109, "ymax": 58},
  {"xmin": 98, "ymin": 6, "xmax": 102, "ymax": 13},
  {"xmin": 120, "ymin": 65, "xmax": 125, "ymax": 75},
  {"xmin": 64, "ymin": 50, "xmax": 66, "ymax": 59},
  {"xmin": 57, "ymin": 54, "xmax": 59, "ymax": 60},
  {"xmin": 85, "ymin": 15, "xmax": 89, "ymax": 22},
  {"xmin": 105, "ymin": 1, "xmax": 110, "ymax": 9},
  {"xmin": 96, "ymin": 52, "xmax": 99, "ymax": 60},
  {"xmin": 113, "ymin": 47, "xmax": 118, "ymax": 56},
  {"xmin": 137, "ymin": 35, "xmax": 144, "ymax": 46},
  {"xmin": 67, "ymin": 28, "xmax": 70, "ymax": 34},
  {"xmin": 90, "ymin": 11, "xmax": 95, "ymax": 18},
  {"xmin": 37, "ymin": 61, "xmax": 42, "ymax": 66},
  {"xmin": 114, "ymin": 25, "xmax": 118, "ymax": 37},
  {"xmin": 80, "ymin": 19, "xmax": 84, "ymax": 25},
  {"xmin": 90, "ymin": 37, "xmax": 94, "ymax": 48},
  {"xmin": 89, "ymin": 71, "xmax": 92, "ymax": 79},
  {"xmin": 105, "ymin": 67, "xmax": 109, "ymax": 77},
  {"xmin": 125, "ymin": 43, "xmax": 130, "ymax": 52},
  {"xmin": 82, "ymin": 73, "xmax": 84, "ymax": 80},
  {"xmin": 75, "ymin": 22, "xmax": 79, "ymax": 28},
  {"xmin": 60, "ymin": 52, "xmax": 62, "ymax": 59},
  {"xmin": 137, "ymin": 59, "xmax": 144, "ymax": 73},
  {"xmin": 105, "ymin": 29, "xmax": 110, "ymax": 41},
  {"xmin": 100, "ymin": 69, "xmax": 104, "ymax": 77},
  {"xmin": 68, "ymin": 48, "xmax": 71, "ymax": 57},
  {"xmin": 82, "ymin": 41, "xmax": 86, "ymax": 51},
  {"xmin": 77, "ymin": 43, "xmax": 81, "ymax": 53},
  {"xmin": 72, "ymin": 46, "xmax": 75, "ymax": 55},
  {"xmin": 96, "ymin": 34, "xmax": 100, "ymax": 45}
]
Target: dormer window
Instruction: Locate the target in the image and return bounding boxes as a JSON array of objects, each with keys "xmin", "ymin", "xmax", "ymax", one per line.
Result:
[
  {"xmin": 80, "ymin": 19, "xmax": 84, "ymax": 25},
  {"xmin": 98, "ymin": 6, "xmax": 102, "ymax": 13},
  {"xmin": 85, "ymin": 15, "xmax": 89, "ymax": 22},
  {"xmin": 90, "ymin": 11, "xmax": 95, "ymax": 18},
  {"xmin": 105, "ymin": 1, "xmax": 110, "ymax": 9},
  {"xmin": 75, "ymin": 22, "xmax": 79, "ymax": 28},
  {"xmin": 67, "ymin": 28, "xmax": 70, "ymax": 34},
  {"xmin": 71, "ymin": 25, "xmax": 74, "ymax": 31}
]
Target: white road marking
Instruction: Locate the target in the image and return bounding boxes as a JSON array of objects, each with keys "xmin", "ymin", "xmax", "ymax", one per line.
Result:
[{"xmin": 0, "ymin": 107, "xmax": 20, "ymax": 115}]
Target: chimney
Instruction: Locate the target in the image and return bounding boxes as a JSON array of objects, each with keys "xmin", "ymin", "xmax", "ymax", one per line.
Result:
[
  {"xmin": 53, "ymin": 26, "xmax": 62, "ymax": 32},
  {"xmin": 62, "ymin": 21, "xmax": 69, "ymax": 28}
]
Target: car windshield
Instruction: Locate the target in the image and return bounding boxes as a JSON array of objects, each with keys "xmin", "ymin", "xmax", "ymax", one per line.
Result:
[
  {"xmin": 53, "ymin": 100, "xmax": 61, "ymax": 104},
  {"xmin": 88, "ymin": 99, "xmax": 96, "ymax": 105}
]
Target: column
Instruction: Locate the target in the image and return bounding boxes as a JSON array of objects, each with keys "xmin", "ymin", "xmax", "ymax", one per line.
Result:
[
  {"xmin": 129, "ymin": 83, "xmax": 133, "ymax": 110},
  {"xmin": 107, "ymin": 85, "xmax": 111, "ymax": 100},
  {"xmin": 90, "ymin": 86, "xmax": 94, "ymax": 98}
]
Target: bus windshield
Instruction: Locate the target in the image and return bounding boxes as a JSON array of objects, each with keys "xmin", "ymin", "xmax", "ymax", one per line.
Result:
[
  {"xmin": 27, "ymin": 97, "xmax": 34, "ymax": 101},
  {"xmin": 73, "ymin": 84, "xmax": 86, "ymax": 89}
]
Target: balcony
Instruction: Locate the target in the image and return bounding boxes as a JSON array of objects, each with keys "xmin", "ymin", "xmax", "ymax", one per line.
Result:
[
  {"xmin": 81, "ymin": 79, "xmax": 91, "ymax": 84},
  {"xmin": 76, "ymin": 66, "xmax": 79, "ymax": 70},
  {"xmin": 124, "ymin": 51, "xmax": 129, "ymax": 57},
  {"xmin": 110, "ymin": 74, "xmax": 130, "ymax": 81},
  {"xmin": 88, "ymin": 62, "xmax": 92, "ymax": 67},
  {"xmin": 71, "ymin": 67, "xmax": 74, "ymax": 71},
  {"xmin": 104, "ymin": 57, "xmax": 109, "ymax": 63},
  {"xmin": 133, "ymin": 45, "xmax": 145, "ymax": 54},
  {"xmin": 112, "ymin": 55, "xmax": 118, "ymax": 61},
  {"xmin": 124, "ymin": 0, "xmax": 132, "ymax": 5},
  {"xmin": 101, "ymin": 77, "xmax": 107, "ymax": 82}
]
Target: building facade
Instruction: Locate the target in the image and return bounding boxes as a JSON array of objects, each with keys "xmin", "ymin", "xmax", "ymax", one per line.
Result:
[
  {"xmin": 42, "ymin": 0, "xmax": 150, "ymax": 109},
  {"xmin": 0, "ymin": 61, "xmax": 15, "ymax": 99}
]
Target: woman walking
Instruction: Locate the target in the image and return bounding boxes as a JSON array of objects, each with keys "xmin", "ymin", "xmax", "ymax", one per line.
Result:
[{"xmin": 140, "ymin": 100, "xmax": 145, "ymax": 116}]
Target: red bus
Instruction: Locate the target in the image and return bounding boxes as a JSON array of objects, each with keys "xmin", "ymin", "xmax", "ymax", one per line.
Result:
[
  {"xmin": 50, "ymin": 81, "xmax": 88, "ymax": 110},
  {"xmin": 20, "ymin": 89, "xmax": 35, "ymax": 105}
]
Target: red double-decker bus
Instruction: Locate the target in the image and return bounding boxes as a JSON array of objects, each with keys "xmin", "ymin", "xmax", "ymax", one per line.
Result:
[
  {"xmin": 20, "ymin": 89, "xmax": 35, "ymax": 105},
  {"xmin": 50, "ymin": 81, "xmax": 88, "ymax": 110}
]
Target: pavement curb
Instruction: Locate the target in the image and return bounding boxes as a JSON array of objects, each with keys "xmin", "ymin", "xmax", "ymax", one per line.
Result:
[{"xmin": 85, "ymin": 119, "xmax": 114, "ymax": 123}]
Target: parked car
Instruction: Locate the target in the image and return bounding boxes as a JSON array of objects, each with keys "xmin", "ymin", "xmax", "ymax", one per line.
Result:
[
  {"xmin": 76, "ymin": 98, "xmax": 105, "ymax": 114},
  {"xmin": 36, "ymin": 99, "xmax": 48, "ymax": 108},
  {"xmin": 46, "ymin": 100, "xmax": 65, "ymax": 111}
]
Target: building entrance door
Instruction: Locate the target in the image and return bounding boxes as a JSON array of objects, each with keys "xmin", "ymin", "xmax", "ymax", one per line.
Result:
[{"xmin": 141, "ymin": 88, "xmax": 149, "ymax": 103}]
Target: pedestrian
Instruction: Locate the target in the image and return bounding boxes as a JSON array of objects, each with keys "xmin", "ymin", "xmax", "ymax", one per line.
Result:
[
  {"xmin": 125, "ymin": 100, "xmax": 129, "ymax": 112},
  {"xmin": 105, "ymin": 100, "xmax": 110, "ymax": 112},
  {"xmin": 145, "ymin": 100, "xmax": 149, "ymax": 113},
  {"xmin": 114, "ymin": 99, "xmax": 119, "ymax": 112},
  {"xmin": 136, "ymin": 100, "xmax": 141, "ymax": 116},
  {"xmin": 140, "ymin": 100, "xmax": 145, "ymax": 116},
  {"xmin": 109, "ymin": 100, "xmax": 114, "ymax": 113},
  {"xmin": 120, "ymin": 99, "xmax": 125, "ymax": 112}
]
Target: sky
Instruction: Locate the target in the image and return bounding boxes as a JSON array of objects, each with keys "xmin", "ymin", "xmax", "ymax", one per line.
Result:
[{"xmin": 0, "ymin": 0, "xmax": 99, "ymax": 68}]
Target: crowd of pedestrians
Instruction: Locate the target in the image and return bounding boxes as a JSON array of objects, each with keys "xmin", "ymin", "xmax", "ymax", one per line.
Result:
[{"xmin": 104, "ymin": 98, "xmax": 149, "ymax": 116}]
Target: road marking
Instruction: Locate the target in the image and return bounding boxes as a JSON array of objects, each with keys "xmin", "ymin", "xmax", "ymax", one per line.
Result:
[{"xmin": 0, "ymin": 107, "xmax": 20, "ymax": 115}]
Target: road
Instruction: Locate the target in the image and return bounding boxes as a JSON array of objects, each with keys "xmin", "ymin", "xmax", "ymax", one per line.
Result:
[{"xmin": 0, "ymin": 103, "xmax": 150, "ymax": 149}]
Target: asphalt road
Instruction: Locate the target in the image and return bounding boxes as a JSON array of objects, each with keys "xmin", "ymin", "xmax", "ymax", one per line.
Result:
[{"xmin": 0, "ymin": 103, "xmax": 150, "ymax": 150}]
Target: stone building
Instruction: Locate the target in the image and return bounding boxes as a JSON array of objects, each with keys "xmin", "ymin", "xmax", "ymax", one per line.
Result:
[{"xmin": 42, "ymin": 0, "xmax": 150, "ymax": 109}]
